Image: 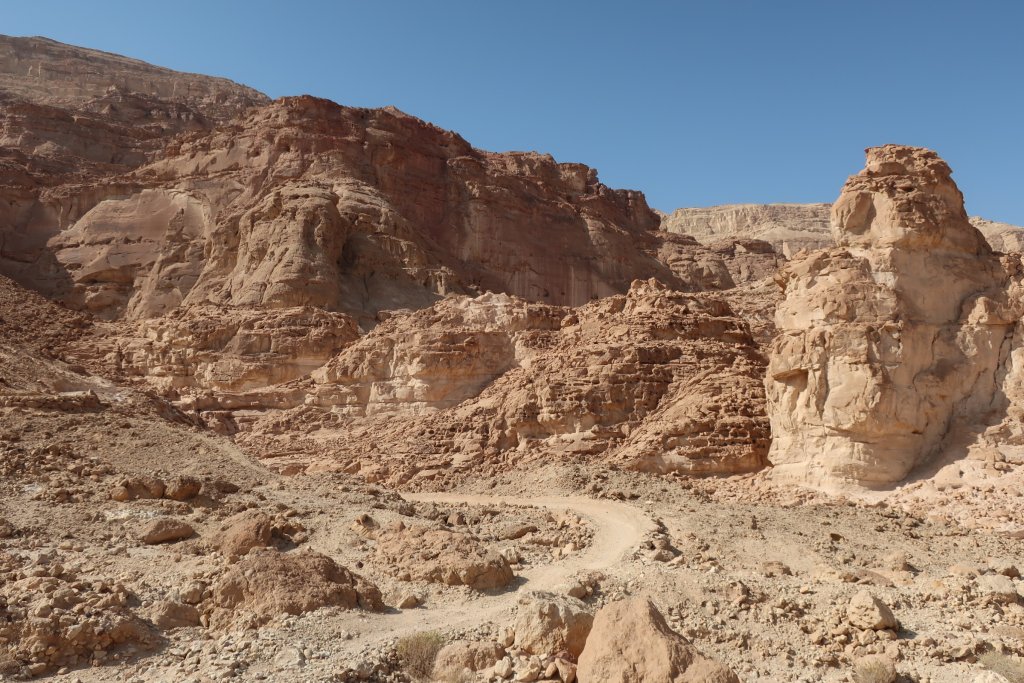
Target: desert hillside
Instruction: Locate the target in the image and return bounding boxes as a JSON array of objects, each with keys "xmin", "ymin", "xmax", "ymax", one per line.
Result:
[{"xmin": 1, "ymin": 35, "xmax": 1023, "ymax": 683}]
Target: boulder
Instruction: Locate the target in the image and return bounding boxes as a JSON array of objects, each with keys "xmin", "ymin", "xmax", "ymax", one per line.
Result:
[
  {"xmin": 577, "ymin": 597, "xmax": 739, "ymax": 682},
  {"xmin": 432, "ymin": 640, "xmax": 506, "ymax": 681},
  {"xmin": 513, "ymin": 591, "xmax": 593, "ymax": 659},
  {"xmin": 164, "ymin": 476, "xmax": 202, "ymax": 501},
  {"xmin": 847, "ymin": 590, "xmax": 899, "ymax": 631},
  {"xmin": 139, "ymin": 518, "xmax": 194, "ymax": 545},
  {"xmin": 374, "ymin": 525, "xmax": 514, "ymax": 590},
  {"xmin": 210, "ymin": 548, "xmax": 383, "ymax": 629},
  {"xmin": 213, "ymin": 509, "xmax": 275, "ymax": 560},
  {"xmin": 111, "ymin": 476, "xmax": 166, "ymax": 501},
  {"xmin": 149, "ymin": 599, "xmax": 201, "ymax": 630}
]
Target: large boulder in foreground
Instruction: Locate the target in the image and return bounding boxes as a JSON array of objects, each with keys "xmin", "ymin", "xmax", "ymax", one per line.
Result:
[
  {"xmin": 577, "ymin": 597, "xmax": 739, "ymax": 683},
  {"xmin": 210, "ymin": 548, "xmax": 383, "ymax": 629},
  {"xmin": 513, "ymin": 591, "xmax": 593, "ymax": 658},
  {"xmin": 766, "ymin": 145, "xmax": 1024, "ymax": 488}
]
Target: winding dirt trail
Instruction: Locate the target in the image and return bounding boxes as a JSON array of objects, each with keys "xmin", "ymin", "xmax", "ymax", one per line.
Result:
[{"xmin": 344, "ymin": 494, "xmax": 655, "ymax": 648}]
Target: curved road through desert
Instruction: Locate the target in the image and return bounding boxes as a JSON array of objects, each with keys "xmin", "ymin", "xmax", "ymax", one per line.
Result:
[{"xmin": 345, "ymin": 493, "xmax": 656, "ymax": 648}]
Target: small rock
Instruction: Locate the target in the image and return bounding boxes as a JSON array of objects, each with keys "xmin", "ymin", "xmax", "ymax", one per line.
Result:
[
  {"xmin": 500, "ymin": 523, "xmax": 539, "ymax": 540},
  {"xmin": 165, "ymin": 476, "xmax": 202, "ymax": 501},
  {"xmin": 493, "ymin": 656, "xmax": 514, "ymax": 679},
  {"xmin": 139, "ymin": 518, "xmax": 195, "ymax": 545},
  {"xmin": 397, "ymin": 593, "xmax": 420, "ymax": 609},
  {"xmin": 847, "ymin": 590, "xmax": 899, "ymax": 631},
  {"xmin": 988, "ymin": 558, "xmax": 1021, "ymax": 578},
  {"xmin": 977, "ymin": 574, "xmax": 1020, "ymax": 604},
  {"xmin": 150, "ymin": 599, "xmax": 201, "ymax": 630}
]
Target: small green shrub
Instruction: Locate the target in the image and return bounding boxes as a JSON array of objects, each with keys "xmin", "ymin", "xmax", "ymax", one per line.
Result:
[{"xmin": 395, "ymin": 630, "xmax": 446, "ymax": 681}]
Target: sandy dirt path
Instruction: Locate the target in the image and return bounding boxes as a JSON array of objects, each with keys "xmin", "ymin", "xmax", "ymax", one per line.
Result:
[{"xmin": 343, "ymin": 494, "xmax": 656, "ymax": 648}]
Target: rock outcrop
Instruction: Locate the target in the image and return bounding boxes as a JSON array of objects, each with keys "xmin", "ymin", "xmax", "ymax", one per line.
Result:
[
  {"xmin": 209, "ymin": 548, "xmax": 383, "ymax": 630},
  {"xmin": 766, "ymin": 145, "xmax": 1024, "ymax": 488},
  {"xmin": 236, "ymin": 280, "xmax": 769, "ymax": 480},
  {"xmin": 32, "ymin": 95, "xmax": 733, "ymax": 324},
  {"xmin": 373, "ymin": 524, "xmax": 515, "ymax": 590},
  {"xmin": 0, "ymin": 37, "xmax": 774, "ymax": 487}
]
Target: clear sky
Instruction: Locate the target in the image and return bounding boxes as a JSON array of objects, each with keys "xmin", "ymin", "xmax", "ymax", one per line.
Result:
[{"xmin": 5, "ymin": 1, "xmax": 1023, "ymax": 223}]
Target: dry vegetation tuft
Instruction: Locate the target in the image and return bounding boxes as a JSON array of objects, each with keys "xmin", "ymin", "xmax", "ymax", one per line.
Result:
[
  {"xmin": 980, "ymin": 651, "xmax": 1024, "ymax": 683},
  {"xmin": 396, "ymin": 630, "xmax": 447, "ymax": 681}
]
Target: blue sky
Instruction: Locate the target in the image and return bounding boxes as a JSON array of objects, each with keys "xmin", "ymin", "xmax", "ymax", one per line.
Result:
[{"xmin": 5, "ymin": 1, "xmax": 1023, "ymax": 222}]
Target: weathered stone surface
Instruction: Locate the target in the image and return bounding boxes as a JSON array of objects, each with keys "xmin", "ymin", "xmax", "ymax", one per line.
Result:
[
  {"xmin": 661, "ymin": 203, "xmax": 833, "ymax": 258},
  {"xmin": 661, "ymin": 201, "xmax": 1022, "ymax": 257},
  {"xmin": 432, "ymin": 640, "xmax": 506, "ymax": 680},
  {"xmin": 210, "ymin": 548, "xmax": 383, "ymax": 629},
  {"xmin": 512, "ymin": 592, "xmax": 593, "ymax": 659},
  {"xmin": 766, "ymin": 145, "xmax": 1024, "ymax": 488},
  {"xmin": 244, "ymin": 280, "xmax": 769, "ymax": 479},
  {"xmin": 847, "ymin": 590, "xmax": 899, "ymax": 631},
  {"xmin": 149, "ymin": 599, "xmax": 201, "ymax": 630},
  {"xmin": 138, "ymin": 518, "xmax": 194, "ymax": 545},
  {"xmin": 39, "ymin": 95, "xmax": 722, "ymax": 325},
  {"xmin": 373, "ymin": 525, "xmax": 514, "ymax": 590},
  {"xmin": 576, "ymin": 597, "xmax": 739, "ymax": 683},
  {"xmin": 0, "ymin": 35, "xmax": 267, "ymax": 121},
  {"xmin": 213, "ymin": 510, "xmax": 275, "ymax": 560}
]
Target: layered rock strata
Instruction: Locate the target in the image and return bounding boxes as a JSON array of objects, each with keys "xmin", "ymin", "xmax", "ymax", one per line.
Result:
[
  {"xmin": 661, "ymin": 203, "xmax": 833, "ymax": 257},
  {"xmin": 235, "ymin": 280, "xmax": 769, "ymax": 480}
]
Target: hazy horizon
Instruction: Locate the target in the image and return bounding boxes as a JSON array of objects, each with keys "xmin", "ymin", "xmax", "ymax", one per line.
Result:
[{"xmin": 5, "ymin": 0, "xmax": 1022, "ymax": 223}]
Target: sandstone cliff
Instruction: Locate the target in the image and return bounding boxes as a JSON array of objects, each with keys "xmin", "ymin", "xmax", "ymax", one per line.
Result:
[
  {"xmin": 229, "ymin": 280, "xmax": 769, "ymax": 482},
  {"xmin": 0, "ymin": 38, "xmax": 774, "ymax": 484},
  {"xmin": 35, "ymin": 96, "xmax": 741, "ymax": 324},
  {"xmin": 661, "ymin": 201, "xmax": 1023, "ymax": 258},
  {"xmin": 661, "ymin": 203, "xmax": 833, "ymax": 257},
  {"xmin": 765, "ymin": 145, "xmax": 1024, "ymax": 488}
]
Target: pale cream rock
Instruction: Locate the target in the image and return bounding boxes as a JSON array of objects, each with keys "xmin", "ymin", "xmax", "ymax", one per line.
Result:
[
  {"xmin": 766, "ymin": 145, "xmax": 1024, "ymax": 488},
  {"xmin": 512, "ymin": 591, "xmax": 593, "ymax": 659}
]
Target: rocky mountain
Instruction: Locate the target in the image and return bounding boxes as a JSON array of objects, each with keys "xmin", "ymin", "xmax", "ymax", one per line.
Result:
[
  {"xmin": 0, "ymin": 36, "xmax": 779, "ymax": 488},
  {"xmin": 2, "ymin": 36, "xmax": 1024, "ymax": 683},
  {"xmin": 0, "ymin": 35, "xmax": 268, "ymax": 120}
]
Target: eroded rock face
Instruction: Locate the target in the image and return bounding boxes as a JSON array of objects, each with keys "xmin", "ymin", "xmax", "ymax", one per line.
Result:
[
  {"xmin": 766, "ymin": 145, "xmax": 1024, "ymax": 488},
  {"xmin": 0, "ymin": 35, "xmax": 268, "ymax": 121},
  {"xmin": 36, "ymin": 96, "xmax": 734, "ymax": 324},
  {"xmin": 115, "ymin": 306, "xmax": 360, "ymax": 396},
  {"xmin": 661, "ymin": 201, "xmax": 1023, "ymax": 258},
  {"xmin": 0, "ymin": 75, "xmax": 265, "ymax": 325},
  {"xmin": 240, "ymin": 280, "xmax": 769, "ymax": 479},
  {"xmin": 209, "ymin": 548, "xmax": 383, "ymax": 630},
  {"xmin": 661, "ymin": 203, "xmax": 833, "ymax": 258}
]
